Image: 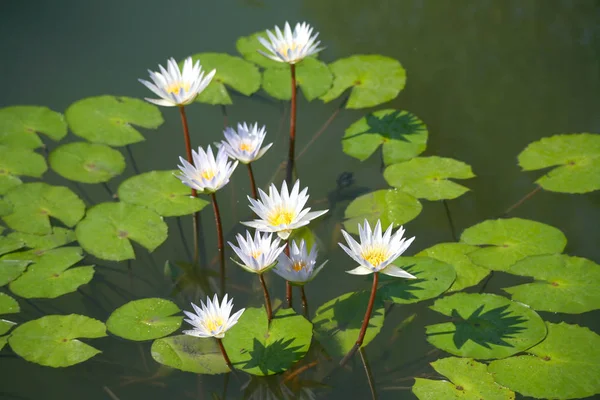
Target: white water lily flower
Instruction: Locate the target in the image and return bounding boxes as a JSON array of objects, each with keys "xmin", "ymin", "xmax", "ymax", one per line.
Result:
[
  {"xmin": 242, "ymin": 180, "xmax": 328, "ymax": 240},
  {"xmin": 273, "ymin": 239, "xmax": 327, "ymax": 285},
  {"xmin": 177, "ymin": 145, "xmax": 238, "ymax": 194},
  {"xmin": 229, "ymin": 230, "xmax": 286, "ymax": 274},
  {"xmin": 183, "ymin": 294, "xmax": 245, "ymax": 339},
  {"xmin": 339, "ymin": 219, "xmax": 416, "ymax": 278},
  {"xmin": 219, "ymin": 122, "xmax": 273, "ymax": 164},
  {"xmin": 139, "ymin": 57, "xmax": 216, "ymax": 107},
  {"xmin": 258, "ymin": 22, "xmax": 324, "ymax": 64}
]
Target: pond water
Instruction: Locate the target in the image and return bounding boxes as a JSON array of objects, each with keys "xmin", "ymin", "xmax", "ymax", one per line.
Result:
[{"xmin": 1, "ymin": 0, "xmax": 599, "ymax": 399}]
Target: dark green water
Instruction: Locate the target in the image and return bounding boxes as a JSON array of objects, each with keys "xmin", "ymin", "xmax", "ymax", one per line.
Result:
[{"xmin": 1, "ymin": 0, "xmax": 599, "ymax": 398}]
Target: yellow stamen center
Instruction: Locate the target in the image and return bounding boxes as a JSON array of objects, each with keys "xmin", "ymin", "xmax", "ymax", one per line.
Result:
[
  {"xmin": 165, "ymin": 81, "xmax": 190, "ymax": 95},
  {"xmin": 201, "ymin": 169, "xmax": 216, "ymax": 180},
  {"xmin": 361, "ymin": 247, "xmax": 388, "ymax": 267},
  {"xmin": 251, "ymin": 250, "xmax": 262, "ymax": 259},
  {"xmin": 279, "ymin": 43, "xmax": 300, "ymax": 55},
  {"xmin": 292, "ymin": 261, "xmax": 306, "ymax": 272},
  {"xmin": 239, "ymin": 142, "xmax": 254, "ymax": 152},
  {"xmin": 268, "ymin": 208, "xmax": 295, "ymax": 226},
  {"xmin": 204, "ymin": 316, "xmax": 224, "ymax": 333}
]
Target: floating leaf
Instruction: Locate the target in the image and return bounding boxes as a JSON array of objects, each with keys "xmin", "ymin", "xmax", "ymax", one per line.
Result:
[
  {"xmin": 262, "ymin": 58, "xmax": 332, "ymax": 101},
  {"xmin": 426, "ymin": 293, "xmax": 547, "ymax": 359},
  {"xmin": 152, "ymin": 334, "xmax": 230, "ymax": 374},
  {"xmin": 2, "ymin": 183, "xmax": 85, "ymax": 235},
  {"xmin": 343, "ymin": 189, "xmax": 422, "ymax": 235},
  {"xmin": 107, "ymin": 298, "xmax": 182, "ymax": 341},
  {"xmin": 222, "ymin": 307, "xmax": 312, "ymax": 375},
  {"xmin": 321, "ymin": 55, "xmax": 406, "ymax": 108},
  {"xmin": 0, "ymin": 292, "xmax": 19, "ymax": 315},
  {"xmin": 49, "ymin": 142, "xmax": 125, "ymax": 183},
  {"xmin": 489, "ymin": 322, "xmax": 600, "ymax": 399},
  {"xmin": 313, "ymin": 291, "xmax": 384, "ymax": 357},
  {"xmin": 0, "ymin": 106, "xmax": 67, "ymax": 149},
  {"xmin": 0, "ymin": 198, "xmax": 12, "ymax": 217},
  {"xmin": 8, "ymin": 227, "xmax": 76, "ymax": 252},
  {"xmin": 0, "ymin": 175, "xmax": 21, "ymax": 196},
  {"xmin": 380, "ymin": 257, "xmax": 456, "ymax": 304},
  {"xmin": 417, "ymin": 243, "xmax": 490, "ymax": 292},
  {"xmin": 75, "ymin": 202, "xmax": 168, "ymax": 261},
  {"xmin": 342, "ymin": 109, "xmax": 428, "ymax": 165},
  {"xmin": 118, "ymin": 170, "xmax": 209, "ymax": 217},
  {"xmin": 460, "ymin": 218, "xmax": 567, "ymax": 271},
  {"xmin": 66, "ymin": 96, "xmax": 163, "ymax": 146},
  {"xmin": 0, "ymin": 257, "xmax": 30, "ymax": 286},
  {"xmin": 384, "ymin": 157, "xmax": 475, "ymax": 200},
  {"xmin": 0, "ymin": 145, "xmax": 47, "ymax": 195},
  {"xmin": 413, "ymin": 357, "xmax": 515, "ymax": 400},
  {"xmin": 517, "ymin": 133, "xmax": 600, "ymax": 193},
  {"xmin": 236, "ymin": 31, "xmax": 319, "ymax": 69},
  {"xmin": 0, "ymin": 235, "xmax": 24, "ymax": 256}
]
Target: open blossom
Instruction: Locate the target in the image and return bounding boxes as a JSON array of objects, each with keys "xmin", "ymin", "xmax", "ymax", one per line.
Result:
[
  {"xmin": 177, "ymin": 145, "xmax": 237, "ymax": 194},
  {"xmin": 273, "ymin": 239, "xmax": 327, "ymax": 285},
  {"xmin": 229, "ymin": 230, "xmax": 286, "ymax": 274},
  {"xmin": 139, "ymin": 57, "xmax": 216, "ymax": 107},
  {"xmin": 220, "ymin": 122, "xmax": 272, "ymax": 164},
  {"xmin": 183, "ymin": 294, "xmax": 245, "ymax": 339},
  {"xmin": 339, "ymin": 219, "xmax": 416, "ymax": 278},
  {"xmin": 258, "ymin": 22, "xmax": 323, "ymax": 64}
]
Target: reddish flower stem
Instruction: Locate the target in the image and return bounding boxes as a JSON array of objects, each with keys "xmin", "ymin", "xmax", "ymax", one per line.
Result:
[
  {"xmin": 216, "ymin": 338, "xmax": 233, "ymax": 371},
  {"xmin": 210, "ymin": 192, "xmax": 225, "ymax": 296},
  {"xmin": 258, "ymin": 273, "xmax": 272, "ymax": 322},
  {"xmin": 285, "ymin": 244, "xmax": 293, "ymax": 308},
  {"xmin": 300, "ymin": 286, "xmax": 309, "ymax": 318},
  {"xmin": 247, "ymin": 163, "xmax": 258, "ymax": 200},
  {"xmin": 285, "ymin": 63, "xmax": 297, "ymax": 185}
]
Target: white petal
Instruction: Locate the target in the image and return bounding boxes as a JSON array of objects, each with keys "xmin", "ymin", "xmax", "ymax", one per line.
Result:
[
  {"xmin": 382, "ymin": 264, "xmax": 417, "ymax": 279},
  {"xmin": 346, "ymin": 265, "xmax": 374, "ymax": 275}
]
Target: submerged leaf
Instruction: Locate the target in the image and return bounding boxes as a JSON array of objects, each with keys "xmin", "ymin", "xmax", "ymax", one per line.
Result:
[
  {"xmin": 262, "ymin": 58, "xmax": 333, "ymax": 101},
  {"xmin": 49, "ymin": 142, "xmax": 125, "ymax": 183},
  {"xmin": 0, "ymin": 106, "xmax": 67, "ymax": 149},
  {"xmin": 0, "ymin": 145, "xmax": 47, "ymax": 195},
  {"xmin": 107, "ymin": 298, "xmax": 182, "ymax": 341},
  {"xmin": 152, "ymin": 334, "xmax": 230, "ymax": 374}
]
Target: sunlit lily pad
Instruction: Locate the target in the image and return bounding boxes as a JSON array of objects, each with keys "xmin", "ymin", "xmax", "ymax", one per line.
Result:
[
  {"xmin": 222, "ymin": 307, "xmax": 312, "ymax": 375},
  {"xmin": 0, "ymin": 145, "xmax": 47, "ymax": 195},
  {"xmin": 343, "ymin": 189, "xmax": 422, "ymax": 235},
  {"xmin": 107, "ymin": 298, "xmax": 182, "ymax": 341},
  {"xmin": 413, "ymin": 357, "xmax": 515, "ymax": 400},
  {"xmin": 0, "ymin": 106, "xmax": 67, "ymax": 149},
  {"xmin": 0, "ymin": 198, "xmax": 12, "ymax": 217},
  {"xmin": 460, "ymin": 218, "xmax": 567, "ymax": 271},
  {"xmin": 49, "ymin": 142, "xmax": 125, "ymax": 183},
  {"xmin": 426, "ymin": 293, "xmax": 547, "ymax": 360},
  {"xmin": 2, "ymin": 183, "xmax": 85, "ymax": 235},
  {"xmin": 8, "ymin": 227, "xmax": 76, "ymax": 252},
  {"xmin": 236, "ymin": 31, "xmax": 320, "ymax": 69},
  {"xmin": 312, "ymin": 291, "xmax": 384, "ymax": 357},
  {"xmin": 262, "ymin": 58, "xmax": 333, "ymax": 101},
  {"xmin": 517, "ymin": 133, "xmax": 600, "ymax": 193},
  {"xmin": 0, "ymin": 292, "xmax": 19, "ymax": 333},
  {"xmin": 343, "ymin": 109, "xmax": 428, "ymax": 165},
  {"xmin": 384, "ymin": 157, "xmax": 475, "ymax": 200},
  {"xmin": 321, "ymin": 55, "xmax": 406, "ymax": 108},
  {"xmin": 66, "ymin": 96, "xmax": 164, "ymax": 146},
  {"xmin": 8, "ymin": 314, "xmax": 106, "ymax": 367},
  {"xmin": 118, "ymin": 170, "xmax": 209, "ymax": 217},
  {"xmin": 151, "ymin": 334, "xmax": 230, "ymax": 374},
  {"xmin": 0, "ymin": 235, "xmax": 24, "ymax": 256},
  {"xmin": 489, "ymin": 322, "xmax": 600, "ymax": 399},
  {"xmin": 0, "ymin": 257, "xmax": 30, "ymax": 286}
]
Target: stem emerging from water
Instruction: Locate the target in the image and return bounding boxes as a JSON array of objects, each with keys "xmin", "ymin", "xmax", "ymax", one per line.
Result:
[
  {"xmin": 300, "ymin": 286, "xmax": 309, "ymax": 318},
  {"xmin": 247, "ymin": 163, "xmax": 258, "ymax": 200},
  {"xmin": 210, "ymin": 192, "xmax": 225, "ymax": 296},
  {"xmin": 258, "ymin": 273, "xmax": 272, "ymax": 322},
  {"xmin": 285, "ymin": 243, "xmax": 293, "ymax": 308},
  {"xmin": 503, "ymin": 185, "xmax": 542, "ymax": 216},
  {"xmin": 216, "ymin": 338, "xmax": 234, "ymax": 371},
  {"xmin": 286, "ymin": 63, "xmax": 297, "ymax": 185},
  {"xmin": 443, "ymin": 200, "xmax": 458, "ymax": 241}
]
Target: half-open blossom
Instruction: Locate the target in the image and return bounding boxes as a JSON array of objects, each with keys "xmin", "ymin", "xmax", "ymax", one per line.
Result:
[
  {"xmin": 220, "ymin": 122, "xmax": 272, "ymax": 164},
  {"xmin": 258, "ymin": 22, "xmax": 323, "ymax": 64},
  {"xmin": 139, "ymin": 57, "xmax": 216, "ymax": 107},
  {"xmin": 273, "ymin": 239, "xmax": 327, "ymax": 285},
  {"xmin": 339, "ymin": 219, "xmax": 416, "ymax": 278},
  {"xmin": 242, "ymin": 180, "xmax": 328, "ymax": 240},
  {"xmin": 177, "ymin": 145, "xmax": 238, "ymax": 194},
  {"xmin": 229, "ymin": 230, "xmax": 286, "ymax": 274},
  {"xmin": 183, "ymin": 294, "xmax": 244, "ymax": 339}
]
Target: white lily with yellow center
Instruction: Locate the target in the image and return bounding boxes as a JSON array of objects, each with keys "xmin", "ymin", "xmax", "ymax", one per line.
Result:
[
  {"xmin": 183, "ymin": 294, "xmax": 245, "ymax": 339},
  {"xmin": 220, "ymin": 122, "xmax": 273, "ymax": 164},
  {"xmin": 339, "ymin": 219, "xmax": 416, "ymax": 278},
  {"xmin": 229, "ymin": 230, "xmax": 286, "ymax": 274},
  {"xmin": 273, "ymin": 239, "xmax": 327, "ymax": 285},
  {"xmin": 242, "ymin": 180, "xmax": 328, "ymax": 240},
  {"xmin": 177, "ymin": 145, "xmax": 238, "ymax": 194},
  {"xmin": 139, "ymin": 57, "xmax": 216, "ymax": 107},
  {"xmin": 258, "ymin": 22, "xmax": 324, "ymax": 64}
]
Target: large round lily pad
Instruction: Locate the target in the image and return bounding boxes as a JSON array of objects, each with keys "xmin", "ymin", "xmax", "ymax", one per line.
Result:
[
  {"xmin": 460, "ymin": 218, "xmax": 567, "ymax": 271},
  {"xmin": 8, "ymin": 227, "xmax": 76, "ymax": 252},
  {"xmin": 0, "ymin": 106, "xmax": 67, "ymax": 149},
  {"xmin": 107, "ymin": 298, "xmax": 182, "ymax": 341},
  {"xmin": 66, "ymin": 96, "xmax": 164, "ymax": 146},
  {"xmin": 489, "ymin": 322, "xmax": 600, "ymax": 399},
  {"xmin": 0, "ymin": 145, "xmax": 47, "ymax": 195},
  {"xmin": 262, "ymin": 57, "xmax": 333, "ymax": 101},
  {"xmin": 75, "ymin": 202, "xmax": 168, "ymax": 261},
  {"xmin": 426, "ymin": 293, "xmax": 547, "ymax": 359},
  {"xmin": 8, "ymin": 314, "xmax": 107, "ymax": 367},
  {"xmin": 151, "ymin": 334, "xmax": 230, "ymax": 374},
  {"xmin": 117, "ymin": 170, "xmax": 209, "ymax": 217},
  {"xmin": 49, "ymin": 142, "xmax": 125, "ymax": 183}
]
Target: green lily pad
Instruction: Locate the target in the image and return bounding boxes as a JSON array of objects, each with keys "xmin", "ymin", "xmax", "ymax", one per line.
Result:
[
  {"xmin": 222, "ymin": 307, "xmax": 312, "ymax": 375},
  {"xmin": 0, "ymin": 335, "xmax": 8, "ymax": 350},
  {"xmin": 460, "ymin": 218, "xmax": 567, "ymax": 271},
  {"xmin": 321, "ymin": 55, "xmax": 406, "ymax": 109},
  {"xmin": 107, "ymin": 298, "xmax": 182, "ymax": 341},
  {"xmin": 0, "ymin": 235, "xmax": 24, "ymax": 256},
  {"xmin": 188, "ymin": 53, "xmax": 261, "ymax": 105},
  {"xmin": 66, "ymin": 96, "xmax": 164, "ymax": 147},
  {"xmin": 0, "ymin": 292, "xmax": 19, "ymax": 315},
  {"xmin": 426, "ymin": 293, "xmax": 547, "ymax": 360},
  {"xmin": 0, "ymin": 106, "xmax": 67, "ymax": 149},
  {"xmin": 262, "ymin": 58, "xmax": 333, "ymax": 101},
  {"xmin": 384, "ymin": 157, "xmax": 475, "ymax": 200},
  {"xmin": 8, "ymin": 227, "xmax": 76, "ymax": 251},
  {"xmin": 117, "ymin": 170, "xmax": 209, "ymax": 217},
  {"xmin": 2, "ymin": 183, "xmax": 85, "ymax": 235},
  {"xmin": 151, "ymin": 334, "xmax": 230, "ymax": 374},
  {"xmin": 380, "ymin": 257, "xmax": 456, "ymax": 304},
  {"xmin": 417, "ymin": 243, "xmax": 490, "ymax": 292},
  {"xmin": 343, "ymin": 189, "xmax": 422, "ymax": 235},
  {"xmin": 288, "ymin": 226, "xmax": 319, "ymax": 252},
  {"xmin": 236, "ymin": 31, "xmax": 320, "ymax": 69},
  {"xmin": 0, "ymin": 258, "xmax": 30, "ymax": 286},
  {"xmin": 75, "ymin": 202, "xmax": 168, "ymax": 261},
  {"xmin": 0, "ymin": 145, "xmax": 47, "ymax": 195},
  {"xmin": 8, "ymin": 314, "xmax": 106, "ymax": 367},
  {"xmin": 0, "ymin": 324, "xmax": 14, "ymax": 338},
  {"xmin": 413, "ymin": 357, "xmax": 515, "ymax": 400},
  {"xmin": 312, "ymin": 291, "xmax": 384, "ymax": 357},
  {"xmin": 0, "ymin": 175, "xmax": 21, "ymax": 195},
  {"xmin": 503, "ymin": 254, "xmax": 600, "ymax": 314},
  {"xmin": 517, "ymin": 133, "xmax": 600, "ymax": 193},
  {"xmin": 49, "ymin": 142, "xmax": 125, "ymax": 183},
  {"xmin": 0, "ymin": 198, "xmax": 12, "ymax": 217},
  {"xmin": 342, "ymin": 109, "xmax": 428, "ymax": 165}
]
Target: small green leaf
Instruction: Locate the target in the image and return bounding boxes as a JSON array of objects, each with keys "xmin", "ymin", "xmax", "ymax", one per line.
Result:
[
  {"xmin": 151, "ymin": 334, "xmax": 230, "ymax": 374},
  {"xmin": 262, "ymin": 58, "xmax": 332, "ymax": 101},
  {"xmin": 321, "ymin": 55, "xmax": 406, "ymax": 108},
  {"xmin": 0, "ymin": 235, "xmax": 24, "ymax": 256},
  {"xmin": 0, "ymin": 292, "xmax": 19, "ymax": 315},
  {"xmin": 236, "ymin": 31, "xmax": 316, "ymax": 69},
  {"xmin": 0, "ymin": 145, "xmax": 47, "ymax": 195},
  {"xmin": 66, "ymin": 96, "xmax": 164, "ymax": 146},
  {"xmin": 107, "ymin": 298, "xmax": 182, "ymax": 341},
  {"xmin": 8, "ymin": 227, "xmax": 76, "ymax": 252},
  {"xmin": 49, "ymin": 142, "xmax": 125, "ymax": 183},
  {"xmin": 0, "ymin": 106, "xmax": 67, "ymax": 149}
]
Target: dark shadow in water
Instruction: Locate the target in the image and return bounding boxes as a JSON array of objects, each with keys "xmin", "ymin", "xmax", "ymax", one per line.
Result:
[
  {"xmin": 240, "ymin": 337, "xmax": 305, "ymax": 375},
  {"xmin": 343, "ymin": 111, "xmax": 424, "ymax": 142}
]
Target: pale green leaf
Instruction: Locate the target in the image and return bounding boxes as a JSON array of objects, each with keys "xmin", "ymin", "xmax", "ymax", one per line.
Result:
[
  {"xmin": 0, "ymin": 145, "xmax": 47, "ymax": 195},
  {"xmin": 0, "ymin": 106, "xmax": 67, "ymax": 149},
  {"xmin": 262, "ymin": 58, "xmax": 332, "ymax": 101},
  {"xmin": 151, "ymin": 334, "xmax": 230, "ymax": 374},
  {"xmin": 49, "ymin": 142, "xmax": 125, "ymax": 183},
  {"xmin": 107, "ymin": 298, "xmax": 182, "ymax": 341}
]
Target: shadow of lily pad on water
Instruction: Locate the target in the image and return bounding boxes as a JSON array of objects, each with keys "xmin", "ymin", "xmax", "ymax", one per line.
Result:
[
  {"xmin": 0, "ymin": 145, "xmax": 47, "ymax": 195},
  {"xmin": 107, "ymin": 298, "xmax": 183, "ymax": 341},
  {"xmin": 151, "ymin": 334, "xmax": 230, "ymax": 375},
  {"xmin": 0, "ymin": 106, "xmax": 67, "ymax": 149}
]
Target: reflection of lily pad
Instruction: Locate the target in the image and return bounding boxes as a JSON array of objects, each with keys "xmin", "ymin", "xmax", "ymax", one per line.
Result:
[
  {"xmin": 8, "ymin": 227, "xmax": 76, "ymax": 252},
  {"xmin": 152, "ymin": 334, "xmax": 230, "ymax": 374},
  {"xmin": 107, "ymin": 298, "xmax": 182, "ymax": 341},
  {"xmin": 49, "ymin": 142, "xmax": 125, "ymax": 183},
  {"xmin": 426, "ymin": 293, "xmax": 547, "ymax": 360},
  {"xmin": 0, "ymin": 145, "xmax": 47, "ymax": 195},
  {"xmin": 262, "ymin": 58, "xmax": 332, "ymax": 101},
  {"xmin": 0, "ymin": 106, "xmax": 67, "ymax": 149}
]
